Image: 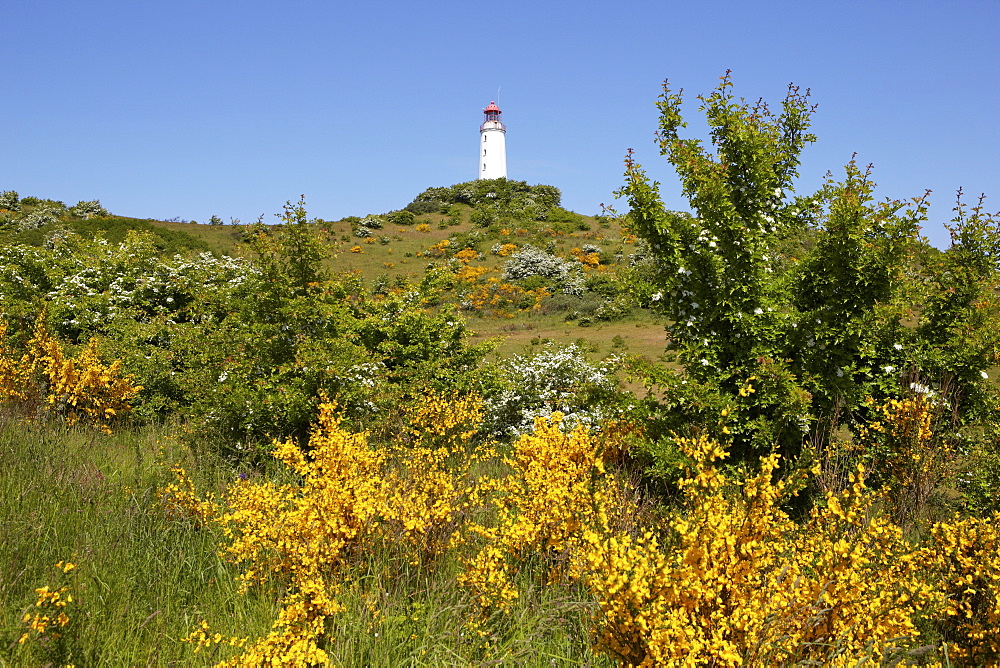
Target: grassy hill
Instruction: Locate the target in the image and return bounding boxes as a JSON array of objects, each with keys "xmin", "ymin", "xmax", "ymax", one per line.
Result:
[
  {"xmin": 0, "ymin": 181, "xmax": 672, "ymax": 360},
  {"xmin": 140, "ymin": 192, "xmax": 670, "ymax": 360}
]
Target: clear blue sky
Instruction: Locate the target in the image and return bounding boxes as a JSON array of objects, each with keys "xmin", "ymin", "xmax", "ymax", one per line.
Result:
[{"xmin": 3, "ymin": 0, "xmax": 997, "ymax": 248}]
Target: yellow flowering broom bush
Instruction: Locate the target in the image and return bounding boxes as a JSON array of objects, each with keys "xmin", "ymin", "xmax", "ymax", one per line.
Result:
[
  {"xmin": 157, "ymin": 464, "xmax": 218, "ymax": 528},
  {"xmin": 0, "ymin": 317, "xmax": 141, "ymax": 432},
  {"xmin": 458, "ymin": 414, "xmax": 610, "ymax": 611},
  {"xmin": 203, "ymin": 396, "xmax": 485, "ymax": 665},
  {"xmin": 213, "ymin": 404, "xmax": 381, "ymax": 664},
  {"xmin": 171, "ymin": 391, "xmax": 1000, "ymax": 666},
  {"xmin": 856, "ymin": 394, "xmax": 958, "ymax": 527},
  {"xmin": 919, "ymin": 513, "xmax": 1000, "ymax": 663},
  {"xmin": 579, "ymin": 434, "xmax": 939, "ymax": 666},
  {"xmin": 385, "ymin": 393, "xmax": 485, "ymax": 561}
]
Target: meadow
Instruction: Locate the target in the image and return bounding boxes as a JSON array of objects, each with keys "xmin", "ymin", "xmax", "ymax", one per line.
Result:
[{"xmin": 2, "ymin": 76, "xmax": 1000, "ymax": 666}]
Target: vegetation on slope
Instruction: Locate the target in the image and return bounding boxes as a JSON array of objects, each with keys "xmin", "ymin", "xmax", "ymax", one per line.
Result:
[{"xmin": 2, "ymin": 73, "xmax": 1000, "ymax": 665}]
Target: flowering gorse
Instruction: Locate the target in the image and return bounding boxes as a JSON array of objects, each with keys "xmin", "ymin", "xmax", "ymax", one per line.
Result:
[
  {"xmin": 919, "ymin": 514, "xmax": 1000, "ymax": 662},
  {"xmin": 579, "ymin": 434, "xmax": 937, "ymax": 665},
  {"xmin": 0, "ymin": 317, "xmax": 141, "ymax": 431},
  {"xmin": 200, "ymin": 396, "xmax": 485, "ymax": 664},
  {"xmin": 157, "ymin": 465, "xmax": 218, "ymax": 528},
  {"xmin": 458, "ymin": 414, "xmax": 609, "ymax": 610}
]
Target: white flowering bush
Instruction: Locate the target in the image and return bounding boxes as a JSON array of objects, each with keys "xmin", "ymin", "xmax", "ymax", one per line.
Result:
[
  {"xmin": 17, "ymin": 208, "xmax": 61, "ymax": 230},
  {"xmin": 0, "ymin": 232, "xmax": 260, "ymax": 334},
  {"xmin": 483, "ymin": 343, "xmax": 621, "ymax": 437},
  {"xmin": 68, "ymin": 200, "xmax": 109, "ymax": 219},
  {"xmin": 501, "ymin": 245, "xmax": 585, "ymax": 295},
  {"xmin": 0, "ymin": 231, "xmax": 265, "ymax": 419},
  {"xmin": 0, "ymin": 190, "xmax": 19, "ymax": 212},
  {"xmin": 361, "ymin": 215, "xmax": 384, "ymax": 230}
]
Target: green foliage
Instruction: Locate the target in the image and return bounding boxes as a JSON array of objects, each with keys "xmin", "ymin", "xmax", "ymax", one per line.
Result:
[
  {"xmin": 0, "ymin": 195, "xmax": 497, "ymax": 456},
  {"xmin": 0, "ymin": 214, "xmax": 210, "ymax": 255},
  {"xmin": 251, "ymin": 196, "xmax": 329, "ymax": 298},
  {"xmin": 621, "ymin": 72, "xmax": 1000, "ymax": 471},
  {"xmin": 20, "ymin": 196, "xmax": 67, "ymax": 212},
  {"xmin": 73, "ymin": 217, "xmax": 210, "ymax": 253},
  {"xmin": 412, "ymin": 178, "xmax": 561, "ymax": 222},
  {"xmin": 404, "ymin": 199, "xmax": 441, "ymax": 215},
  {"xmin": 385, "ymin": 209, "xmax": 415, "ymax": 226}
]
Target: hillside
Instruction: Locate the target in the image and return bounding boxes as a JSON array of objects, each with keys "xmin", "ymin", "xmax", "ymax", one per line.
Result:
[
  {"xmin": 4, "ymin": 95, "xmax": 1000, "ymax": 663},
  {"xmin": 1, "ymin": 181, "xmax": 670, "ymax": 360}
]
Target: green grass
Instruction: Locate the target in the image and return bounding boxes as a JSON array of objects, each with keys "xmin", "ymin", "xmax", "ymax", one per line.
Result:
[
  {"xmin": 0, "ymin": 420, "xmax": 277, "ymax": 666},
  {"xmin": 0, "ymin": 419, "xmax": 610, "ymax": 666},
  {"xmin": 467, "ymin": 311, "xmax": 668, "ymax": 361}
]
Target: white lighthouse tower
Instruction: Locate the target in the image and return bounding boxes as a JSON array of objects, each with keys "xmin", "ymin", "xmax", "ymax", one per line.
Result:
[{"xmin": 478, "ymin": 100, "xmax": 507, "ymax": 180}]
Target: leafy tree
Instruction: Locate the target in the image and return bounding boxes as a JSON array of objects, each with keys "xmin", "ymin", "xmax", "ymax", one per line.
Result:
[
  {"xmin": 621, "ymin": 72, "xmax": 1000, "ymax": 469},
  {"xmin": 246, "ymin": 196, "xmax": 329, "ymax": 301}
]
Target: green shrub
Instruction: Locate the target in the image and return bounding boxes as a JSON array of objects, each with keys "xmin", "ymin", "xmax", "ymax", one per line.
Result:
[
  {"xmin": 69, "ymin": 200, "xmax": 109, "ymax": 219},
  {"xmin": 405, "ymin": 200, "xmax": 441, "ymax": 215},
  {"xmin": 386, "ymin": 210, "xmax": 415, "ymax": 226},
  {"xmin": 620, "ymin": 73, "xmax": 1000, "ymax": 486}
]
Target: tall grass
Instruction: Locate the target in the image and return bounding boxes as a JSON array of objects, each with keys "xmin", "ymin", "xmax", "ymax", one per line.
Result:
[
  {"xmin": 0, "ymin": 419, "xmax": 276, "ymax": 665},
  {"xmin": 0, "ymin": 419, "xmax": 608, "ymax": 665}
]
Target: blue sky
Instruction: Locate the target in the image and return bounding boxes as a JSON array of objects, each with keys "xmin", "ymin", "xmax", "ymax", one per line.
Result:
[{"xmin": 3, "ymin": 0, "xmax": 997, "ymax": 248}]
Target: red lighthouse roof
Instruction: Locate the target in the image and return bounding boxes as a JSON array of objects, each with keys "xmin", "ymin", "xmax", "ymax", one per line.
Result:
[{"xmin": 481, "ymin": 100, "xmax": 506, "ymax": 131}]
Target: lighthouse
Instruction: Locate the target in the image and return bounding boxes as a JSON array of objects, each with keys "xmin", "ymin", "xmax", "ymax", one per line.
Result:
[{"xmin": 478, "ymin": 100, "xmax": 507, "ymax": 180}]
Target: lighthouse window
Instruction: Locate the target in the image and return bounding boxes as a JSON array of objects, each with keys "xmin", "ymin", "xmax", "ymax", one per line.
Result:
[
  {"xmin": 483, "ymin": 149, "xmax": 487, "ymax": 156},
  {"xmin": 483, "ymin": 135, "xmax": 487, "ymax": 142}
]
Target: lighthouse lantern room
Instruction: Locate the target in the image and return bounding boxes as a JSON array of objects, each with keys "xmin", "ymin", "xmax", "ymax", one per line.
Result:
[{"xmin": 478, "ymin": 100, "xmax": 507, "ymax": 180}]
